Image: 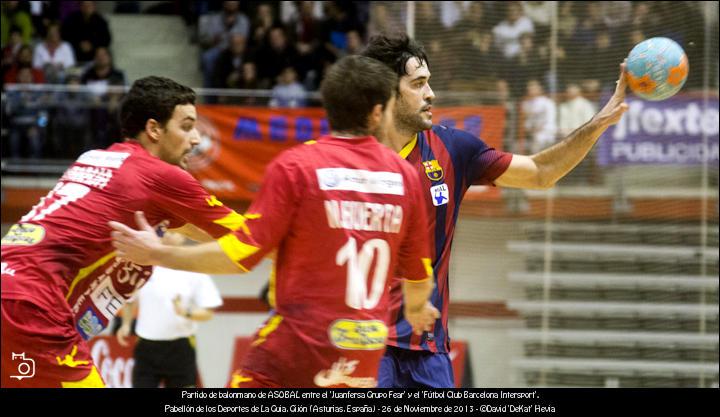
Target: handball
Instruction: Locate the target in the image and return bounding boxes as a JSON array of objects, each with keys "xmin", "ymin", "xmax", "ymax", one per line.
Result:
[{"xmin": 626, "ymin": 37, "xmax": 688, "ymax": 101}]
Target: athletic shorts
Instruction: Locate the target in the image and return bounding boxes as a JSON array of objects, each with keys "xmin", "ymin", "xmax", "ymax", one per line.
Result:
[
  {"xmin": 377, "ymin": 345, "xmax": 454, "ymax": 388},
  {"xmin": 1, "ymin": 298, "xmax": 104, "ymax": 388},
  {"xmin": 227, "ymin": 313, "xmax": 385, "ymax": 388},
  {"xmin": 132, "ymin": 337, "xmax": 197, "ymax": 388}
]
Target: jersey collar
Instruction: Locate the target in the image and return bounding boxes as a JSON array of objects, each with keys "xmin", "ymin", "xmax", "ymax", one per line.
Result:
[{"xmin": 398, "ymin": 134, "xmax": 418, "ymax": 160}]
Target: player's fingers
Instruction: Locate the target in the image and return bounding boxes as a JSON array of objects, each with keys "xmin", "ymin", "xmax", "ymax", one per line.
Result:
[
  {"xmin": 108, "ymin": 221, "xmax": 135, "ymax": 235},
  {"xmin": 135, "ymin": 211, "xmax": 154, "ymax": 232},
  {"xmin": 616, "ymin": 60, "xmax": 628, "ymax": 92}
]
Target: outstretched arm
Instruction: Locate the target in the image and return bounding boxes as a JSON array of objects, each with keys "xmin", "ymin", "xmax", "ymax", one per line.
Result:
[
  {"xmin": 109, "ymin": 211, "xmax": 243, "ymax": 274},
  {"xmin": 495, "ymin": 62, "xmax": 629, "ymax": 190}
]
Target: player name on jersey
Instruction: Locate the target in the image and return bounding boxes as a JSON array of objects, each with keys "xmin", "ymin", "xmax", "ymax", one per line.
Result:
[{"xmin": 324, "ymin": 200, "xmax": 403, "ymax": 233}]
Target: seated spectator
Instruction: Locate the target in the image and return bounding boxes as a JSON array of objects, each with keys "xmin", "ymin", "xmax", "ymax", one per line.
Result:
[
  {"xmin": 492, "ymin": 1, "xmax": 534, "ymax": 60},
  {"xmin": 198, "ymin": 1, "xmax": 250, "ymax": 88},
  {"xmin": 211, "ymin": 33, "xmax": 249, "ymax": 88},
  {"xmin": 269, "ymin": 66, "xmax": 307, "ymax": 108},
  {"xmin": 503, "ymin": 33, "xmax": 547, "ymax": 99},
  {"xmin": 33, "ymin": 22, "xmax": 76, "ymax": 83},
  {"xmin": 256, "ymin": 25, "xmax": 298, "ymax": 88},
  {"xmin": 521, "ymin": 1, "xmax": 552, "ymax": 42},
  {"xmin": 1, "ymin": 1, "xmax": 34, "ymax": 46},
  {"xmin": 53, "ymin": 73, "xmax": 92, "ymax": 159},
  {"xmin": 521, "ymin": 79, "xmax": 556, "ymax": 154},
  {"xmin": 81, "ymin": 47, "xmax": 126, "ymax": 88},
  {"xmin": 249, "ymin": 3, "xmax": 278, "ymax": 49},
  {"xmin": 62, "ymin": 1, "xmax": 111, "ymax": 64},
  {"xmin": 558, "ymin": 83, "xmax": 596, "ymax": 137},
  {"xmin": 320, "ymin": 1, "xmax": 364, "ymax": 63},
  {"xmin": 4, "ymin": 45, "xmax": 45, "ymax": 86},
  {"xmin": 5, "ymin": 67, "xmax": 48, "ymax": 158},
  {"xmin": 287, "ymin": 1, "xmax": 324, "ymax": 90},
  {"xmin": 82, "ymin": 47, "xmax": 125, "ymax": 150},
  {"xmin": 2, "ymin": 26, "xmax": 24, "ymax": 81}
]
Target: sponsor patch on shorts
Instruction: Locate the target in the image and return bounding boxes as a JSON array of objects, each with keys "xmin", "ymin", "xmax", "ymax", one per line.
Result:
[{"xmin": 328, "ymin": 319, "xmax": 388, "ymax": 350}]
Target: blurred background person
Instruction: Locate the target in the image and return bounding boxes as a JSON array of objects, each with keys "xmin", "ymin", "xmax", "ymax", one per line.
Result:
[{"xmin": 117, "ymin": 233, "xmax": 223, "ymax": 388}]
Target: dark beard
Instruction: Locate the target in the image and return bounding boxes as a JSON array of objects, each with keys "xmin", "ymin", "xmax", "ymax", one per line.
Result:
[{"xmin": 394, "ymin": 100, "xmax": 431, "ymax": 134}]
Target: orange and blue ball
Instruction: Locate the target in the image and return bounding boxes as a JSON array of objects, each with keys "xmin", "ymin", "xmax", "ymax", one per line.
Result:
[{"xmin": 626, "ymin": 37, "xmax": 688, "ymax": 101}]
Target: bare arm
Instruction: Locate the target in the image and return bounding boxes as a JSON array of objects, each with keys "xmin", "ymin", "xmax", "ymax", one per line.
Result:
[
  {"xmin": 169, "ymin": 223, "xmax": 215, "ymax": 243},
  {"xmin": 402, "ymin": 277, "xmax": 439, "ymax": 335},
  {"xmin": 109, "ymin": 212, "xmax": 244, "ymax": 274},
  {"xmin": 495, "ymin": 62, "xmax": 629, "ymax": 190},
  {"xmin": 116, "ymin": 300, "xmax": 137, "ymax": 347},
  {"xmin": 172, "ymin": 295, "xmax": 215, "ymax": 322}
]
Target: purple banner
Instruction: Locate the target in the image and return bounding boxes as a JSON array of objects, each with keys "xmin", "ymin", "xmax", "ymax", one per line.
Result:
[{"xmin": 598, "ymin": 95, "xmax": 719, "ymax": 165}]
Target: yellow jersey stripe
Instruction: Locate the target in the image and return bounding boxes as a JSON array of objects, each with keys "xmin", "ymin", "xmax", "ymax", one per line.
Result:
[
  {"xmin": 66, "ymin": 251, "xmax": 116, "ymax": 300},
  {"xmin": 251, "ymin": 314, "xmax": 284, "ymax": 346},
  {"xmin": 61, "ymin": 366, "xmax": 105, "ymax": 388}
]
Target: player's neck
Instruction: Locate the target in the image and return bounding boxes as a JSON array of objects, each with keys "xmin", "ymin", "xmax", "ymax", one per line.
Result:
[
  {"xmin": 377, "ymin": 126, "xmax": 413, "ymax": 153},
  {"xmin": 330, "ymin": 130, "xmax": 371, "ymax": 139}
]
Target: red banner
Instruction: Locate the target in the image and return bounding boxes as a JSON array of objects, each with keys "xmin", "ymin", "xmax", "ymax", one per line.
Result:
[
  {"xmin": 87, "ymin": 335, "xmax": 136, "ymax": 388},
  {"xmin": 191, "ymin": 106, "xmax": 506, "ymax": 201}
]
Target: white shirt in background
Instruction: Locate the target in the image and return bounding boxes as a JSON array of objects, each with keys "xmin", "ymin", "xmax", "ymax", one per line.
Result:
[
  {"xmin": 32, "ymin": 41, "xmax": 76, "ymax": 70},
  {"xmin": 492, "ymin": 16, "xmax": 535, "ymax": 59},
  {"xmin": 134, "ymin": 267, "xmax": 222, "ymax": 341},
  {"xmin": 559, "ymin": 96, "xmax": 597, "ymax": 137},
  {"xmin": 522, "ymin": 95, "xmax": 557, "ymax": 153}
]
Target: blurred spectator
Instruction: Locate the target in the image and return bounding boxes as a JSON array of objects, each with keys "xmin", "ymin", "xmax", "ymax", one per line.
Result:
[
  {"xmin": 286, "ymin": 1, "xmax": 323, "ymax": 90},
  {"xmin": 320, "ymin": 1, "xmax": 364, "ymax": 63},
  {"xmin": 574, "ymin": 2, "xmax": 605, "ymax": 47},
  {"xmin": 248, "ymin": 3, "xmax": 278, "ymax": 49},
  {"xmin": 367, "ymin": 3, "xmax": 402, "ymax": 38},
  {"xmin": 211, "ymin": 33, "xmax": 249, "ymax": 88},
  {"xmin": 557, "ymin": 1, "xmax": 578, "ymax": 41},
  {"xmin": 600, "ymin": 1, "xmax": 632, "ymax": 30},
  {"xmin": 82, "ymin": 47, "xmax": 125, "ymax": 150},
  {"xmin": 269, "ymin": 66, "xmax": 307, "ymax": 108},
  {"xmin": 62, "ymin": 1, "xmax": 112, "ymax": 64},
  {"xmin": 1, "ymin": 1, "xmax": 34, "ymax": 46},
  {"xmin": 492, "ymin": 1, "xmax": 534, "ymax": 59},
  {"xmin": 581, "ymin": 30, "xmax": 619, "ymax": 91},
  {"xmin": 6, "ymin": 67, "xmax": 48, "ymax": 158},
  {"xmin": 2, "ymin": 26, "xmax": 24, "ymax": 82},
  {"xmin": 345, "ymin": 30, "xmax": 364, "ymax": 55},
  {"xmin": 4, "ymin": 45, "xmax": 45, "ymax": 86},
  {"xmin": 440, "ymin": 1, "xmax": 471, "ymax": 29},
  {"xmin": 33, "ymin": 22, "xmax": 76, "ymax": 83},
  {"xmin": 198, "ymin": 1, "xmax": 250, "ymax": 87},
  {"xmin": 456, "ymin": 2, "xmax": 486, "ymax": 32},
  {"xmin": 280, "ymin": 0, "xmax": 324, "ymax": 24},
  {"xmin": 522, "ymin": 1, "xmax": 552, "ymax": 42},
  {"xmin": 504, "ymin": 33, "xmax": 547, "ymax": 99},
  {"xmin": 81, "ymin": 47, "xmax": 126, "ymax": 87},
  {"xmin": 256, "ymin": 25, "xmax": 298, "ymax": 88},
  {"xmin": 521, "ymin": 79, "xmax": 556, "ymax": 153},
  {"xmin": 52, "ymin": 73, "xmax": 91, "ymax": 159},
  {"xmin": 558, "ymin": 83, "xmax": 596, "ymax": 137},
  {"xmin": 414, "ymin": 2, "xmax": 443, "ymax": 49}
]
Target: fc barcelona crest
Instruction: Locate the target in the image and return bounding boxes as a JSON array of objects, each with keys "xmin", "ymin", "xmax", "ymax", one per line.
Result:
[{"xmin": 423, "ymin": 160, "xmax": 444, "ymax": 181}]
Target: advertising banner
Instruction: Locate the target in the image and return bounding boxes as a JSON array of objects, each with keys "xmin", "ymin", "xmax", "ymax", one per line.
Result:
[
  {"xmin": 598, "ymin": 95, "xmax": 719, "ymax": 166},
  {"xmin": 190, "ymin": 106, "xmax": 506, "ymax": 201}
]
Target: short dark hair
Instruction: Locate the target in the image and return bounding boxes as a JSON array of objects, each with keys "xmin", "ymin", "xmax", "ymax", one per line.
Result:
[
  {"xmin": 320, "ymin": 55, "xmax": 397, "ymax": 133},
  {"xmin": 361, "ymin": 32, "xmax": 429, "ymax": 78},
  {"xmin": 120, "ymin": 76, "xmax": 196, "ymax": 138}
]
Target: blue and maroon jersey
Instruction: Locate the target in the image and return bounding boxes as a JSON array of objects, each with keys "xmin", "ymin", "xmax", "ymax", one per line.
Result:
[{"xmin": 386, "ymin": 125, "xmax": 513, "ymax": 353}]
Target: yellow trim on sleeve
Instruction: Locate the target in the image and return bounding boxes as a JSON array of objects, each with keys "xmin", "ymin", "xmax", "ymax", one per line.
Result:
[
  {"xmin": 217, "ymin": 233, "xmax": 259, "ymax": 271},
  {"xmin": 304, "ymin": 140, "xmax": 317, "ymax": 145},
  {"xmin": 66, "ymin": 251, "xmax": 117, "ymax": 300},
  {"xmin": 422, "ymin": 257, "xmax": 434, "ymax": 278},
  {"xmin": 213, "ymin": 212, "xmax": 261, "ymax": 235},
  {"xmin": 398, "ymin": 135, "xmax": 418, "ymax": 159},
  {"xmin": 268, "ymin": 258, "xmax": 277, "ymax": 309},
  {"xmin": 229, "ymin": 371, "xmax": 254, "ymax": 388},
  {"xmin": 61, "ymin": 366, "xmax": 105, "ymax": 388}
]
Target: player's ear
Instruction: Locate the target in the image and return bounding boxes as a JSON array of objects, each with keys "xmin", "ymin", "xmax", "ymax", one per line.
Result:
[
  {"xmin": 367, "ymin": 103, "xmax": 383, "ymax": 131},
  {"xmin": 145, "ymin": 119, "xmax": 162, "ymax": 142}
]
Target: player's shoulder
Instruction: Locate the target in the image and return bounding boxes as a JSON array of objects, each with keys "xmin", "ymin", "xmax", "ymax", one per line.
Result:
[
  {"xmin": 429, "ymin": 124, "xmax": 481, "ymax": 143},
  {"xmin": 426, "ymin": 125, "xmax": 490, "ymax": 154}
]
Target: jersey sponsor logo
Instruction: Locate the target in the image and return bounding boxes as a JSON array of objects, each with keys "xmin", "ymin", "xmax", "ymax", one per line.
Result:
[
  {"xmin": 56, "ymin": 345, "xmax": 90, "ymax": 368},
  {"xmin": 324, "ymin": 200, "xmax": 403, "ymax": 234},
  {"xmin": 423, "ymin": 159, "xmax": 444, "ymax": 181},
  {"xmin": 1, "ymin": 223, "xmax": 45, "ymax": 246},
  {"xmin": 1, "ymin": 262, "xmax": 16, "ymax": 276},
  {"xmin": 77, "ymin": 150, "xmax": 130, "ymax": 169},
  {"xmin": 313, "ymin": 357, "xmax": 377, "ymax": 388},
  {"xmin": 77, "ymin": 308, "xmax": 105, "ymax": 340},
  {"xmin": 90, "ymin": 339, "xmax": 133, "ymax": 387},
  {"xmin": 317, "ymin": 168, "xmax": 404, "ymax": 195},
  {"xmin": 61, "ymin": 165, "xmax": 113, "ymax": 189},
  {"xmin": 205, "ymin": 195, "xmax": 224, "ymax": 207},
  {"xmin": 430, "ymin": 184, "xmax": 449, "ymax": 206},
  {"xmin": 328, "ymin": 319, "xmax": 388, "ymax": 350},
  {"xmin": 90, "ymin": 277, "xmax": 126, "ymax": 321}
]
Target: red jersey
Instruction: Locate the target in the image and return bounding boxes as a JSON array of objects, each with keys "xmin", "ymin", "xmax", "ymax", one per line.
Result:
[
  {"xmin": 222, "ymin": 135, "xmax": 432, "ymax": 388},
  {"xmin": 1, "ymin": 141, "xmax": 237, "ymax": 339}
]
